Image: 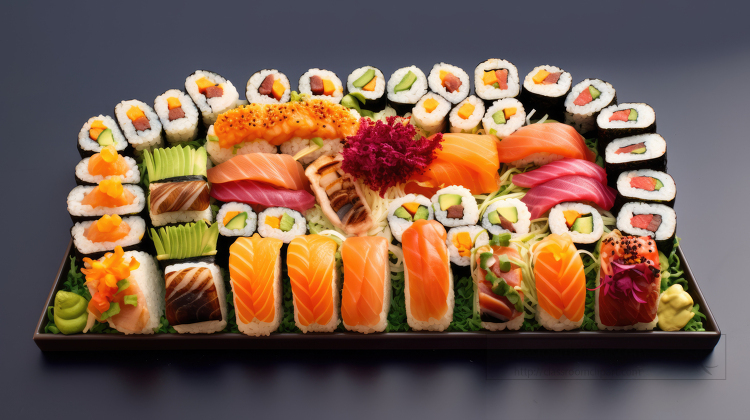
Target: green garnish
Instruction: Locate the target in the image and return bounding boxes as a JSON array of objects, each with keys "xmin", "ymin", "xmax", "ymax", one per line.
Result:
[
  {"xmin": 311, "ymin": 137, "xmax": 324, "ymax": 147},
  {"xmin": 124, "ymin": 295, "xmax": 138, "ymax": 307},
  {"xmin": 115, "ymin": 279, "xmax": 130, "ymax": 295},
  {"xmin": 479, "ymin": 252, "xmax": 495, "ymax": 271},
  {"xmin": 495, "ymin": 254, "xmax": 511, "ymax": 273},
  {"xmin": 492, "ymin": 82, "xmax": 499, "ymax": 88},
  {"xmin": 490, "ymin": 233, "xmax": 511, "ymax": 247},
  {"xmin": 207, "ymin": 134, "xmax": 219, "ymax": 142},
  {"xmin": 489, "ymin": 278, "xmax": 523, "ymax": 312},
  {"xmin": 100, "ymin": 302, "xmax": 121, "ymax": 321}
]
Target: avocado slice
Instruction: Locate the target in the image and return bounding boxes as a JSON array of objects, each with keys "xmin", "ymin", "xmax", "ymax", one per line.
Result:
[
  {"xmin": 628, "ymin": 109, "xmax": 638, "ymax": 121},
  {"xmin": 496, "ymin": 207, "xmax": 518, "ymax": 223},
  {"xmin": 631, "ymin": 147, "xmax": 647, "ymax": 154},
  {"xmin": 97, "ymin": 128, "xmax": 115, "ymax": 147},
  {"xmin": 571, "ymin": 216, "xmax": 593, "ymax": 234},
  {"xmin": 492, "ymin": 110, "xmax": 506, "ymax": 125},
  {"xmin": 654, "ymin": 178, "xmax": 664, "ymax": 190},
  {"xmin": 394, "ymin": 207, "xmax": 413, "ymax": 222},
  {"xmin": 438, "ymin": 194, "xmax": 462, "ymax": 211},
  {"xmin": 279, "ymin": 213, "xmax": 295, "ymax": 232},
  {"xmin": 341, "ymin": 94, "xmax": 361, "ymax": 111},
  {"xmin": 352, "ymin": 69, "xmax": 376, "ymax": 88},
  {"xmin": 588, "ymin": 86, "xmax": 601, "ymax": 100},
  {"xmin": 413, "ymin": 205, "xmax": 429, "ymax": 221},
  {"xmin": 488, "ymin": 210, "xmax": 501, "ymax": 225},
  {"xmin": 225, "ymin": 212, "xmax": 248, "ymax": 230},
  {"xmin": 394, "ymin": 71, "xmax": 416, "ymax": 93}
]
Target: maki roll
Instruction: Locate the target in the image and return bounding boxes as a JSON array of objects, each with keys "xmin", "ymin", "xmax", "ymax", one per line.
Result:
[
  {"xmin": 340, "ymin": 236, "xmax": 391, "ymax": 334},
  {"xmin": 474, "ymin": 59, "xmax": 521, "ymax": 104},
  {"xmin": 482, "ymin": 98, "xmax": 526, "ymax": 138},
  {"xmin": 480, "ymin": 198, "xmax": 531, "ymax": 237},
  {"xmin": 616, "ymin": 202, "xmax": 676, "ymax": 251},
  {"xmin": 154, "ymin": 89, "xmax": 199, "ymax": 144},
  {"xmin": 77, "ymin": 115, "xmax": 128, "ymax": 158},
  {"xmin": 257, "ymin": 207, "xmax": 307, "ymax": 243},
  {"xmin": 520, "ymin": 65, "xmax": 572, "ymax": 121},
  {"xmin": 596, "ymin": 102, "xmax": 656, "ymax": 153},
  {"xmin": 74, "ymin": 145, "xmax": 140, "ymax": 186},
  {"xmin": 386, "ymin": 65, "xmax": 428, "ymax": 115},
  {"xmin": 564, "ymin": 79, "xmax": 617, "ymax": 135},
  {"xmin": 615, "ymin": 170, "xmax": 676, "ymax": 210},
  {"xmin": 604, "ymin": 133, "xmax": 667, "ymax": 183},
  {"xmin": 346, "ymin": 66, "xmax": 386, "ymax": 112},
  {"xmin": 216, "ymin": 202, "xmax": 258, "ymax": 267},
  {"xmin": 431, "ymin": 185, "xmax": 479, "ymax": 228},
  {"xmin": 67, "ymin": 177, "xmax": 145, "ymax": 222},
  {"xmin": 446, "ymin": 226, "xmax": 490, "ymax": 266},
  {"xmin": 114, "ymin": 100, "xmax": 164, "ymax": 153},
  {"xmin": 448, "ymin": 95, "xmax": 485, "ymax": 133},
  {"xmin": 298, "ymin": 68, "xmax": 344, "ymax": 104},
  {"xmin": 71, "ymin": 215, "xmax": 146, "ymax": 260},
  {"xmin": 387, "ymin": 194, "xmax": 433, "ymax": 242},
  {"xmin": 185, "ymin": 70, "xmax": 240, "ymax": 125},
  {"xmin": 427, "ymin": 63, "xmax": 470, "ymax": 104},
  {"xmin": 411, "ymin": 92, "xmax": 451, "ymax": 135},
  {"xmin": 472, "ymin": 239, "xmax": 524, "ymax": 331},
  {"xmin": 548, "ymin": 202, "xmax": 605, "ymax": 248},
  {"xmin": 246, "ymin": 69, "xmax": 291, "ymax": 104}
]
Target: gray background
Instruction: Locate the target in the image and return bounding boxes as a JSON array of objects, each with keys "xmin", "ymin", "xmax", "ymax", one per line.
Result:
[{"xmin": 1, "ymin": 1, "xmax": 747, "ymax": 419}]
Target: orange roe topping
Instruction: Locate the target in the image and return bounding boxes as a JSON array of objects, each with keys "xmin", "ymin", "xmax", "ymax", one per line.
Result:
[
  {"xmin": 84, "ymin": 214, "xmax": 131, "ymax": 243},
  {"xmin": 88, "ymin": 146, "xmax": 129, "ymax": 177},
  {"xmin": 80, "ymin": 177, "xmax": 135, "ymax": 208},
  {"xmin": 82, "ymin": 246, "xmax": 139, "ymax": 318}
]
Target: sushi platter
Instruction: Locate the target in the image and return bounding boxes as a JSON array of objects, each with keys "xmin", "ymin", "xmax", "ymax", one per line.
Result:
[{"xmin": 36, "ymin": 61, "xmax": 721, "ymax": 351}]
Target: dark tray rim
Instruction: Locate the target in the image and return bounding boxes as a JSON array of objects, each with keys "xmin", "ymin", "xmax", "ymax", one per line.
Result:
[{"xmin": 33, "ymin": 241, "xmax": 721, "ymax": 351}]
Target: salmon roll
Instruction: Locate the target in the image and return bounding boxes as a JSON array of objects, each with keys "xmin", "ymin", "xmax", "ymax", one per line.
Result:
[
  {"xmin": 472, "ymin": 240, "xmax": 524, "ymax": 331},
  {"xmin": 114, "ymin": 100, "xmax": 164, "ymax": 153},
  {"xmin": 564, "ymin": 79, "xmax": 616, "ymax": 135},
  {"xmin": 346, "ymin": 66, "xmax": 386, "ymax": 112},
  {"xmin": 246, "ymin": 69, "xmax": 291, "ymax": 105},
  {"xmin": 298, "ymin": 68, "xmax": 344, "ymax": 104},
  {"xmin": 616, "ymin": 202, "xmax": 676, "ymax": 252},
  {"xmin": 77, "ymin": 115, "xmax": 129, "ymax": 158},
  {"xmin": 154, "ymin": 89, "xmax": 199, "ymax": 144},
  {"xmin": 474, "ymin": 59, "xmax": 521, "ymax": 103},
  {"xmin": 482, "ymin": 98, "xmax": 526, "ymax": 138},
  {"xmin": 67, "ymin": 178, "xmax": 145, "ymax": 222},
  {"xmin": 615, "ymin": 170, "xmax": 676, "ymax": 210},
  {"xmin": 386, "ymin": 65, "xmax": 428, "ymax": 115},
  {"xmin": 75, "ymin": 145, "xmax": 140, "ymax": 186},
  {"xmin": 341, "ymin": 236, "xmax": 391, "ymax": 334},
  {"xmin": 520, "ymin": 65, "xmax": 572, "ymax": 121},
  {"xmin": 71, "ymin": 215, "xmax": 146, "ymax": 260},
  {"xmin": 428, "ymin": 63, "xmax": 470, "ymax": 104},
  {"xmin": 411, "ymin": 92, "xmax": 451, "ymax": 135},
  {"xmin": 597, "ymin": 103, "xmax": 656, "ymax": 154},
  {"xmin": 186, "ymin": 70, "xmax": 240, "ymax": 125},
  {"xmin": 448, "ymin": 95, "xmax": 485, "ymax": 133}
]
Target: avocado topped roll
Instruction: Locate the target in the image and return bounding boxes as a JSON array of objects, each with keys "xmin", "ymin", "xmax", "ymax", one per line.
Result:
[
  {"xmin": 564, "ymin": 79, "xmax": 617, "ymax": 135},
  {"xmin": 428, "ymin": 63, "xmax": 470, "ymax": 104},
  {"xmin": 298, "ymin": 68, "xmax": 344, "ymax": 104},
  {"xmin": 346, "ymin": 66, "xmax": 386, "ymax": 112},
  {"xmin": 114, "ymin": 100, "xmax": 164, "ymax": 154},
  {"xmin": 154, "ymin": 89, "xmax": 200, "ymax": 144},
  {"xmin": 431, "ymin": 185, "xmax": 479, "ymax": 228},
  {"xmin": 77, "ymin": 115, "xmax": 129, "ymax": 158},
  {"xmin": 386, "ymin": 65, "xmax": 428, "ymax": 115},
  {"xmin": 520, "ymin": 65, "xmax": 572, "ymax": 121},
  {"xmin": 549, "ymin": 202, "xmax": 605, "ymax": 248},
  {"xmin": 387, "ymin": 194, "xmax": 434, "ymax": 242},
  {"xmin": 449, "ymin": 95, "xmax": 485, "ymax": 133},
  {"xmin": 474, "ymin": 59, "xmax": 521, "ymax": 103},
  {"xmin": 482, "ymin": 98, "xmax": 526, "ymax": 138},
  {"xmin": 480, "ymin": 198, "xmax": 531, "ymax": 237},
  {"xmin": 246, "ymin": 69, "xmax": 291, "ymax": 104},
  {"xmin": 185, "ymin": 70, "xmax": 240, "ymax": 125},
  {"xmin": 446, "ymin": 225, "xmax": 490, "ymax": 266}
]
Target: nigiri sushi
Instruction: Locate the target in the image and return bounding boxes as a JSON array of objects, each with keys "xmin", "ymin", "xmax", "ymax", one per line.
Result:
[
  {"xmin": 402, "ymin": 220, "xmax": 454, "ymax": 331},
  {"xmin": 496, "ymin": 122, "xmax": 595, "ymax": 167},
  {"xmin": 287, "ymin": 235, "xmax": 340, "ymax": 333},
  {"xmin": 472, "ymin": 239, "xmax": 525, "ymax": 331},
  {"xmin": 207, "ymin": 153, "xmax": 311, "ymax": 192},
  {"xmin": 340, "ymin": 236, "xmax": 391, "ymax": 334}
]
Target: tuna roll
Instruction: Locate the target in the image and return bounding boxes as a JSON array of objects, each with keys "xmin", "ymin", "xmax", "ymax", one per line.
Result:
[
  {"xmin": 428, "ymin": 63, "xmax": 470, "ymax": 104},
  {"xmin": 185, "ymin": 70, "xmax": 240, "ymax": 125},
  {"xmin": 114, "ymin": 100, "xmax": 164, "ymax": 154},
  {"xmin": 474, "ymin": 59, "xmax": 521, "ymax": 104},
  {"xmin": 616, "ymin": 202, "xmax": 676, "ymax": 252},
  {"xmin": 298, "ymin": 68, "xmax": 344, "ymax": 104},
  {"xmin": 564, "ymin": 79, "xmax": 617, "ymax": 136},
  {"xmin": 615, "ymin": 169, "xmax": 676, "ymax": 211},
  {"xmin": 154, "ymin": 89, "xmax": 200, "ymax": 144},
  {"xmin": 246, "ymin": 69, "xmax": 291, "ymax": 104}
]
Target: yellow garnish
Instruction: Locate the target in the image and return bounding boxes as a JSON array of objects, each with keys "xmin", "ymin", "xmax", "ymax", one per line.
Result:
[
  {"xmin": 423, "ymin": 98, "xmax": 439, "ymax": 113},
  {"xmin": 126, "ymin": 106, "xmax": 145, "ymax": 122},
  {"xmin": 223, "ymin": 211, "xmax": 241, "ymax": 226},
  {"xmin": 265, "ymin": 215, "xmax": 281, "ymax": 229},
  {"xmin": 457, "ymin": 103, "xmax": 475, "ymax": 120},
  {"xmin": 272, "ymin": 79, "xmax": 285, "ymax": 100},
  {"xmin": 167, "ymin": 97, "xmax": 182, "ymax": 110},
  {"xmin": 81, "ymin": 246, "xmax": 140, "ymax": 288},
  {"xmin": 453, "ymin": 232, "xmax": 473, "ymax": 257},
  {"xmin": 563, "ymin": 210, "xmax": 581, "ymax": 227},
  {"xmin": 532, "ymin": 69, "xmax": 550, "ymax": 84},
  {"xmin": 96, "ymin": 214, "xmax": 123, "ymax": 233},
  {"xmin": 99, "ymin": 176, "xmax": 124, "ymax": 198},
  {"xmin": 503, "ymin": 107, "xmax": 517, "ymax": 119},
  {"xmin": 322, "ymin": 79, "xmax": 335, "ymax": 96},
  {"xmin": 91, "ymin": 120, "xmax": 107, "ymax": 129},
  {"xmin": 482, "ymin": 71, "xmax": 498, "ymax": 86},
  {"xmin": 195, "ymin": 77, "xmax": 215, "ymax": 93},
  {"xmin": 100, "ymin": 145, "xmax": 118, "ymax": 163},
  {"xmin": 439, "ymin": 70, "xmax": 449, "ymax": 82},
  {"xmin": 402, "ymin": 202, "xmax": 420, "ymax": 216}
]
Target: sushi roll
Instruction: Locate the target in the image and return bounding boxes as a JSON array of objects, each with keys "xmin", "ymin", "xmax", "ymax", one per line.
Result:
[
  {"xmin": 77, "ymin": 115, "xmax": 129, "ymax": 158},
  {"xmin": 67, "ymin": 178, "xmax": 145, "ymax": 222},
  {"xmin": 532, "ymin": 234, "xmax": 586, "ymax": 331},
  {"xmin": 216, "ymin": 202, "xmax": 258, "ymax": 267},
  {"xmin": 548, "ymin": 203, "xmax": 605, "ymax": 248},
  {"xmin": 287, "ymin": 235, "xmax": 340, "ymax": 333},
  {"xmin": 341, "ymin": 236, "xmax": 391, "ymax": 334},
  {"xmin": 428, "ymin": 63, "xmax": 470, "ymax": 104},
  {"xmin": 480, "ymin": 198, "xmax": 531, "ymax": 237},
  {"xmin": 74, "ymin": 145, "xmax": 140, "ymax": 186},
  {"xmin": 564, "ymin": 79, "xmax": 617, "ymax": 135},
  {"xmin": 228, "ymin": 234, "xmax": 284, "ymax": 336},
  {"xmin": 114, "ymin": 100, "xmax": 164, "ymax": 153},
  {"xmin": 82, "ymin": 247, "xmax": 164, "ymax": 335},
  {"xmin": 596, "ymin": 102, "xmax": 656, "ymax": 154},
  {"xmin": 246, "ymin": 69, "xmax": 291, "ymax": 104},
  {"xmin": 474, "ymin": 59, "xmax": 521, "ymax": 103},
  {"xmin": 448, "ymin": 95, "xmax": 485, "ymax": 133},
  {"xmin": 386, "ymin": 65, "xmax": 428, "ymax": 115},
  {"xmin": 346, "ymin": 66, "xmax": 386, "ymax": 112},
  {"xmin": 298, "ymin": 68, "xmax": 344, "ymax": 104},
  {"xmin": 596, "ymin": 231, "xmax": 661, "ymax": 331},
  {"xmin": 257, "ymin": 207, "xmax": 307, "ymax": 243},
  {"xmin": 411, "ymin": 92, "xmax": 451, "ymax": 135},
  {"xmin": 472, "ymin": 240, "xmax": 524, "ymax": 331},
  {"xmin": 387, "ymin": 194, "xmax": 433, "ymax": 242},
  {"xmin": 432, "ymin": 185, "xmax": 479, "ymax": 228},
  {"xmin": 185, "ymin": 70, "xmax": 240, "ymax": 125},
  {"xmin": 615, "ymin": 170, "xmax": 676, "ymax": 210},
  {"xmin": 616, "ymin": 202, "xmax": 676, "ymax": 251},
  {"xmin": 402, "ymin": 220, "xmax": 454, "ymax": 331},
  {"xmin": 482, "ymin": 98, "xmax": 526, "ymax": 138},
  {"xmin": 446, "ymin": 226, "xmax": 490, "ymax": 266},
  {"xmin": 205, "ymin": 124, "xmax": 277, "ymax": 165},
  {"xmin": 154, "ymin": 89, "xmax": 199, "ymax": 144},
  {"xmin": 604, "ymin": 133, "xmax": 667, "ymax": 183},
  {"xmin": 71, "ymin": 215, "xmax": 146, "ymax": 260},
  {"xmin": 520, "ymin": 65, "xmax": 572, "ymax": 121}
]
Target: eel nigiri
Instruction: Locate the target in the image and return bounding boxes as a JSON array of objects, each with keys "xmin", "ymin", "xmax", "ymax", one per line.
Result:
[
  {"xmin": 402, "ymin": 220, "xmax": 453, "ymax": 331},
  {"xmin": 511, "ymin": 158, "xmax": 607, "ymax": 188},
  {"xmin": 473, "ymin": 243, "xmax": 525, "ymax": 331},
  {"xmin": 521, "ymin": 175, "xmax": 617, "ymax": 219},
  {"xmin": 229, "ymin": 234, "xmax": 283, "ymax": 337},
  {"xmin": 287, "ymin": 235, "xmax": 340, "ymax": 333},
  {"xmin": 341, "ymin": 236, "xmax": 391, "ymax": 334},
  {"xmin": 207, "ymin": 153, "xmax": 311, "ymax": 192},
  {"xmin": 532, "ymin": 234, "xmax": 586, "ymax": 331},
  {"xmin": 209, "ymin": 180, "xmax": 316, "ymax": 213},
  {"xmin": 496, "ymin": 122, "xmax": 595, "ymax": 167}
]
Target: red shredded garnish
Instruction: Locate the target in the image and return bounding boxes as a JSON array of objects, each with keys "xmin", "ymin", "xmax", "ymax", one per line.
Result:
[{"xmin": 342, "ymin": 117, "xmax": 442, "ymax": 196}]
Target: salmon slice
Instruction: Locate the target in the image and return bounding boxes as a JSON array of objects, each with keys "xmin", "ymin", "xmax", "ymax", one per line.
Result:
[
  {"xmin": 533, "ymin": 234, "xmax": 586, "ymax": 324},
  {"xmin": 88, "ymin": 153, "xmax": 129, "ymax": 177},
  {"xmin": 287, "ymin": 235, "xmax": 339, "ymax": 332},
  {"xmin": 436, "ymin": 133, "xmax": 501, "ymax": 182},
  {"xmin": 496, "ymin": 122, "xmax": 595, "ymax": 165},
  {"xmin": 207, "ymin": 153, "xmax": 311, "ymax": 192},
  {"xmin": 80, "ymin": 186, "xmax": 135, "ymax": 208},
  {"xmin": 340, "ymin": 236, "xmax": 389, "ymax": 332}
]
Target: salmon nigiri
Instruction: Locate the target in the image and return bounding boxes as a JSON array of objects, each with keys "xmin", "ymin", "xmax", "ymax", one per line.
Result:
[
  {"xmin": 532, "ymin": 234, "xmax": 586, "ymax": 331},
  {"xmin": 496, "ymin": 122, "xmax": 595, "ymax": 167},
  {"xmin": 473, "ymin": 242, "xmax": 525, "ymax": 331},
  {"xmin": 340, "ymin": 236, "xmax": 391, "ymax": 334},
  {"xmin": 207, "ymin": 153, "xmax": 311, "ymax": 192},
  {"xmin": 229, "ymin": 234, "xmax": 283, "ymax": 336},
  {"xmin": 402, "ymin": 220, "xmax": 453, "ymax": 331},
  {"xmin": 287, "ymin": 235, "xmax": 339, "ymax": 333}
]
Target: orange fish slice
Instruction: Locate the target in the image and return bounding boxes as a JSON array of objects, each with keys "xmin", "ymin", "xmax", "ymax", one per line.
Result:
[
  {"xmin": 533, "ymin": 234, "xmax": 586, "ymax": 329},
  {"xmin": 340, "ymin": 236, "xmax": 390, "ymax": 333},
  {"xmin": 287, "ymin": 235, "xmax": 339, "ymax": 333}
]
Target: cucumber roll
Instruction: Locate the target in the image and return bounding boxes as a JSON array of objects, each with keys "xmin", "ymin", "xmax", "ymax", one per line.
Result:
[
  {"xmin": 386, "ymin": 65, "xmax": 428, "ymax": 115},
  {"xmin": 71, "ymin": 215, "xmax": 146, "ymax": 260},
  {"xmin": 548, "ymin": 203, "xmax": 604, "ymax": 249},
  {"xmin": 520, "ymin": 65, "xmax": 572, "ymax": 121},
  {"xmin": 604, "ymin": 133, "xmax": 667, "ymax": 184},
  {"xmin": 615, "ymin": 170, "xmax": 676, "ymax": 211},
  {"xmin": 482, "ymin": 98, "xmax": 526, "ymax": 138},
  {"xmin": 428, "ymin": 63, "xmax": 470, "ymax": 104},
  {"xmin": 246, "ymin": 69, "xmax": 291, "ymax": 104},
  {"xmin": 564, "ymin": 79, "xmax": 617, "ymax": 136},
  {"xmin": 257, "ymin": 207, "xmax": 307, "ymax": 243},
  {"xmin": 185, "ymin": 70, "xmax": 241, "ymax": 125},
  {"xmin": 298, "ymin": 68, "xmax": 344, "ymax": 104},
  {"xmin": 431, "ymin": 185, "xmax": 479, "ymax": 228},
  {"xmin": 114, "ymin": 100, "xmax": 164, "ymax": 154},
  {"xmin": 67, "ymin": 180, "xmax": 146, "ymax": 222},
  {"xmin": 596, "ymin": 102, "xmax": 656, "ymax": 154},
  {"xmin": 474, "ymin": 59, "xmax": 521, "ymax": 104},
  {"xmin": 616, "ymin": 202, "xmax": 676, "ymax": 252},
  {"xmin": 412, "ymin": 92, "xmax": 451, "ymax": 135},
  {"xmin": 387, "ymin": 194, "xmax": 433, "ymax": 242},
  {"xmin": 77, "ymin": 115, "xmax": 129, "ymax": 158},
  {"xmin": 448, "ymin": 95, "xmax": 485, "ymax": 133},
  {"xmin": 74, "ymin": 145, "xmax": 140, "ymax": 186},
  {"xmin": 480, "ymin": 198, "xmax": 531, "ymax": 238},
  {"xmin": 446, "ymin": 226, "xmax": 490, "ymax": 266},
  {"xmin": 346, "ymin": 66, "xmax": 386, "ymax": 112},
  {"xmin": 154, "ymin": 89, "xmax": 199, "ymax": 144}
]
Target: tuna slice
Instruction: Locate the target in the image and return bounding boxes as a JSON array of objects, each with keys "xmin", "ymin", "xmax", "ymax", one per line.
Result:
[
  {"xmin": 207, "ymin": 153, "xmax": 311, "ymax": 192},
  {"xmin": 496, "ymin": 122, "xmax": 596, "ymax": 166},
  {"xmin": 209, "ymin": 180, "xmax": 316, "ymax": 213},
  {"xmin": 609, "ymin": 109, "xmax": 631, "ymax": 121},
  {"xmin": 258, "ymin": 75, "xmax": 275, "ymax": 96},
  {"xmin": 340, "ymin": 236, "xmax": 389, "ymax": 330},
  {"xmin": 521, "ymin": 175, "xmax": 617, "ymax": 219},
  {"xmin": 631, "ymin": 214, "xmax": 662, "ymax": 232},
  {"xmin": 511, "ymin": 158, "xmax": 607, "ymax": 188},
  {"xmin": 573, "ymin": 87, "xmax": 593, "ymax": 106},
  {"xmin": 496, "ymin": 69, "xmax": 508, "ymax": 90}
]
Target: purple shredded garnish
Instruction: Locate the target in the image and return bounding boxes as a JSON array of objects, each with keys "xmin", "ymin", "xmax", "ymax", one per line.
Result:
[{"xmin": 590, "ymin": 261, "xmax": 654, "ymax": 304}]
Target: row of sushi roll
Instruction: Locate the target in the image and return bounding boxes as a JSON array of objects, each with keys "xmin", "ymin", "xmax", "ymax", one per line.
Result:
[{"xmin": 51, "ymin": 59, "xmax": 703, "ymax": 339}]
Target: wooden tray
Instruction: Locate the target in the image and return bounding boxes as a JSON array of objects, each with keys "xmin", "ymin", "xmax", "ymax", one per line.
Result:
[{"xmin": 33, "ymin": 241, "xmax": 721, "ymax": 351}]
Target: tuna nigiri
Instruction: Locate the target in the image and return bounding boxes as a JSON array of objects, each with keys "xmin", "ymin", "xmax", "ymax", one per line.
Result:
[
  {"xmin": 402, "ymin": 220, "xmax": 453, "ymax": 331},
  {"xmin": 511, "ymin": 158, "xmax": 607, "ymax": 188},
  {"xmin": 521, "ymin": 175, "xmax": 617, "ymax": 219},
  {"xmin": 532, "ymin": 234, "xmax": 586, "ymax": 331},
  {"xmin": 287, "ymin": 235, "xmax": 339, "ymax": 333},
  {"xmin": 209, "ymin": 180, "xmax": 316, "ymax": 213},
  {"xmin": 340, "ymin": 236, "xmax": 391, "ymax": 334},
  {"xmin": 473, "ymin": 242, "xmax": 525, "ymax": 331},
  {"xmin": 496, "ymin": 122, "xmax": 595, "ymax": 167},
  {"xmin": 207, "ymin": 153, "xmax": 311, "ymax": 192}
]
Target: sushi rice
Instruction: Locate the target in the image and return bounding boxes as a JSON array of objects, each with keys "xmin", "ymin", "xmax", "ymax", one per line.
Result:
[
  {"xmin": 246, "ymin": 69, "xmax": 291, "ymax": 104},
  {"xmin": 347, "ymin": 66, "xmax": 385, "ymax": 101},
  {"xmin": 474, "ymin": 58, "xmax": 521, "ymax": 101},
  {"xmin": 257, "ymin": 207, "xmax": 307, "ymax": 243},
  {"xmin": 386, "ymin": 65, "xmax": 428, "ymax": 106},
  {"xmin": 597, "ymin": 102, "xmax": 656, "ymax": 130},
  {"xmin": 387, "ymin": 194, "xmax": 434, "ymax": 242},
  {"xmin": 217, "ymin": 202, "xmax": 257, "ymax": 237},
  {"xmin": 616, "ymin": 202, "xmax": 676, "ymax": 241},
  {"xmin": 564, "ymin": 79, "xmax": 616, "ymax": 134},
  {"xmin": 153, "ymin": 89, "xmax": 200, "ymax": 144},
  {"xmin": 616, "ymin": 169, "xmax": 676, "ymax": 205},
  {"xmin": 446, "ymin": 226, "xmax": 489, "ymax": 266},
  {"xmin": 548, "ymin": 202, "xmax": 604, "ymax": 245},
  {"xmin": 427, "ymin": 63, "xmax": 470, "ymax": 104},
  {"xmin": 412, "ymin": 92, "xmax": 451, "ymax": 135},
  {"xmin": 205, "ymin": 124, "xmax": 277, "ymax": 165},
  {"xmin": 431, "ymin": 185, "xmax": 479, "ymax": 228},
  {"xmin": 522, "ymin": 65, "xmax": 572, "ymax": 98},
  {"xmin": 298, "ymin": 68, "xmax": 344, "ymax": 103},
  {"xmin": 481, "ymin": 198, "xmax": 531, "ymax": 237}
]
